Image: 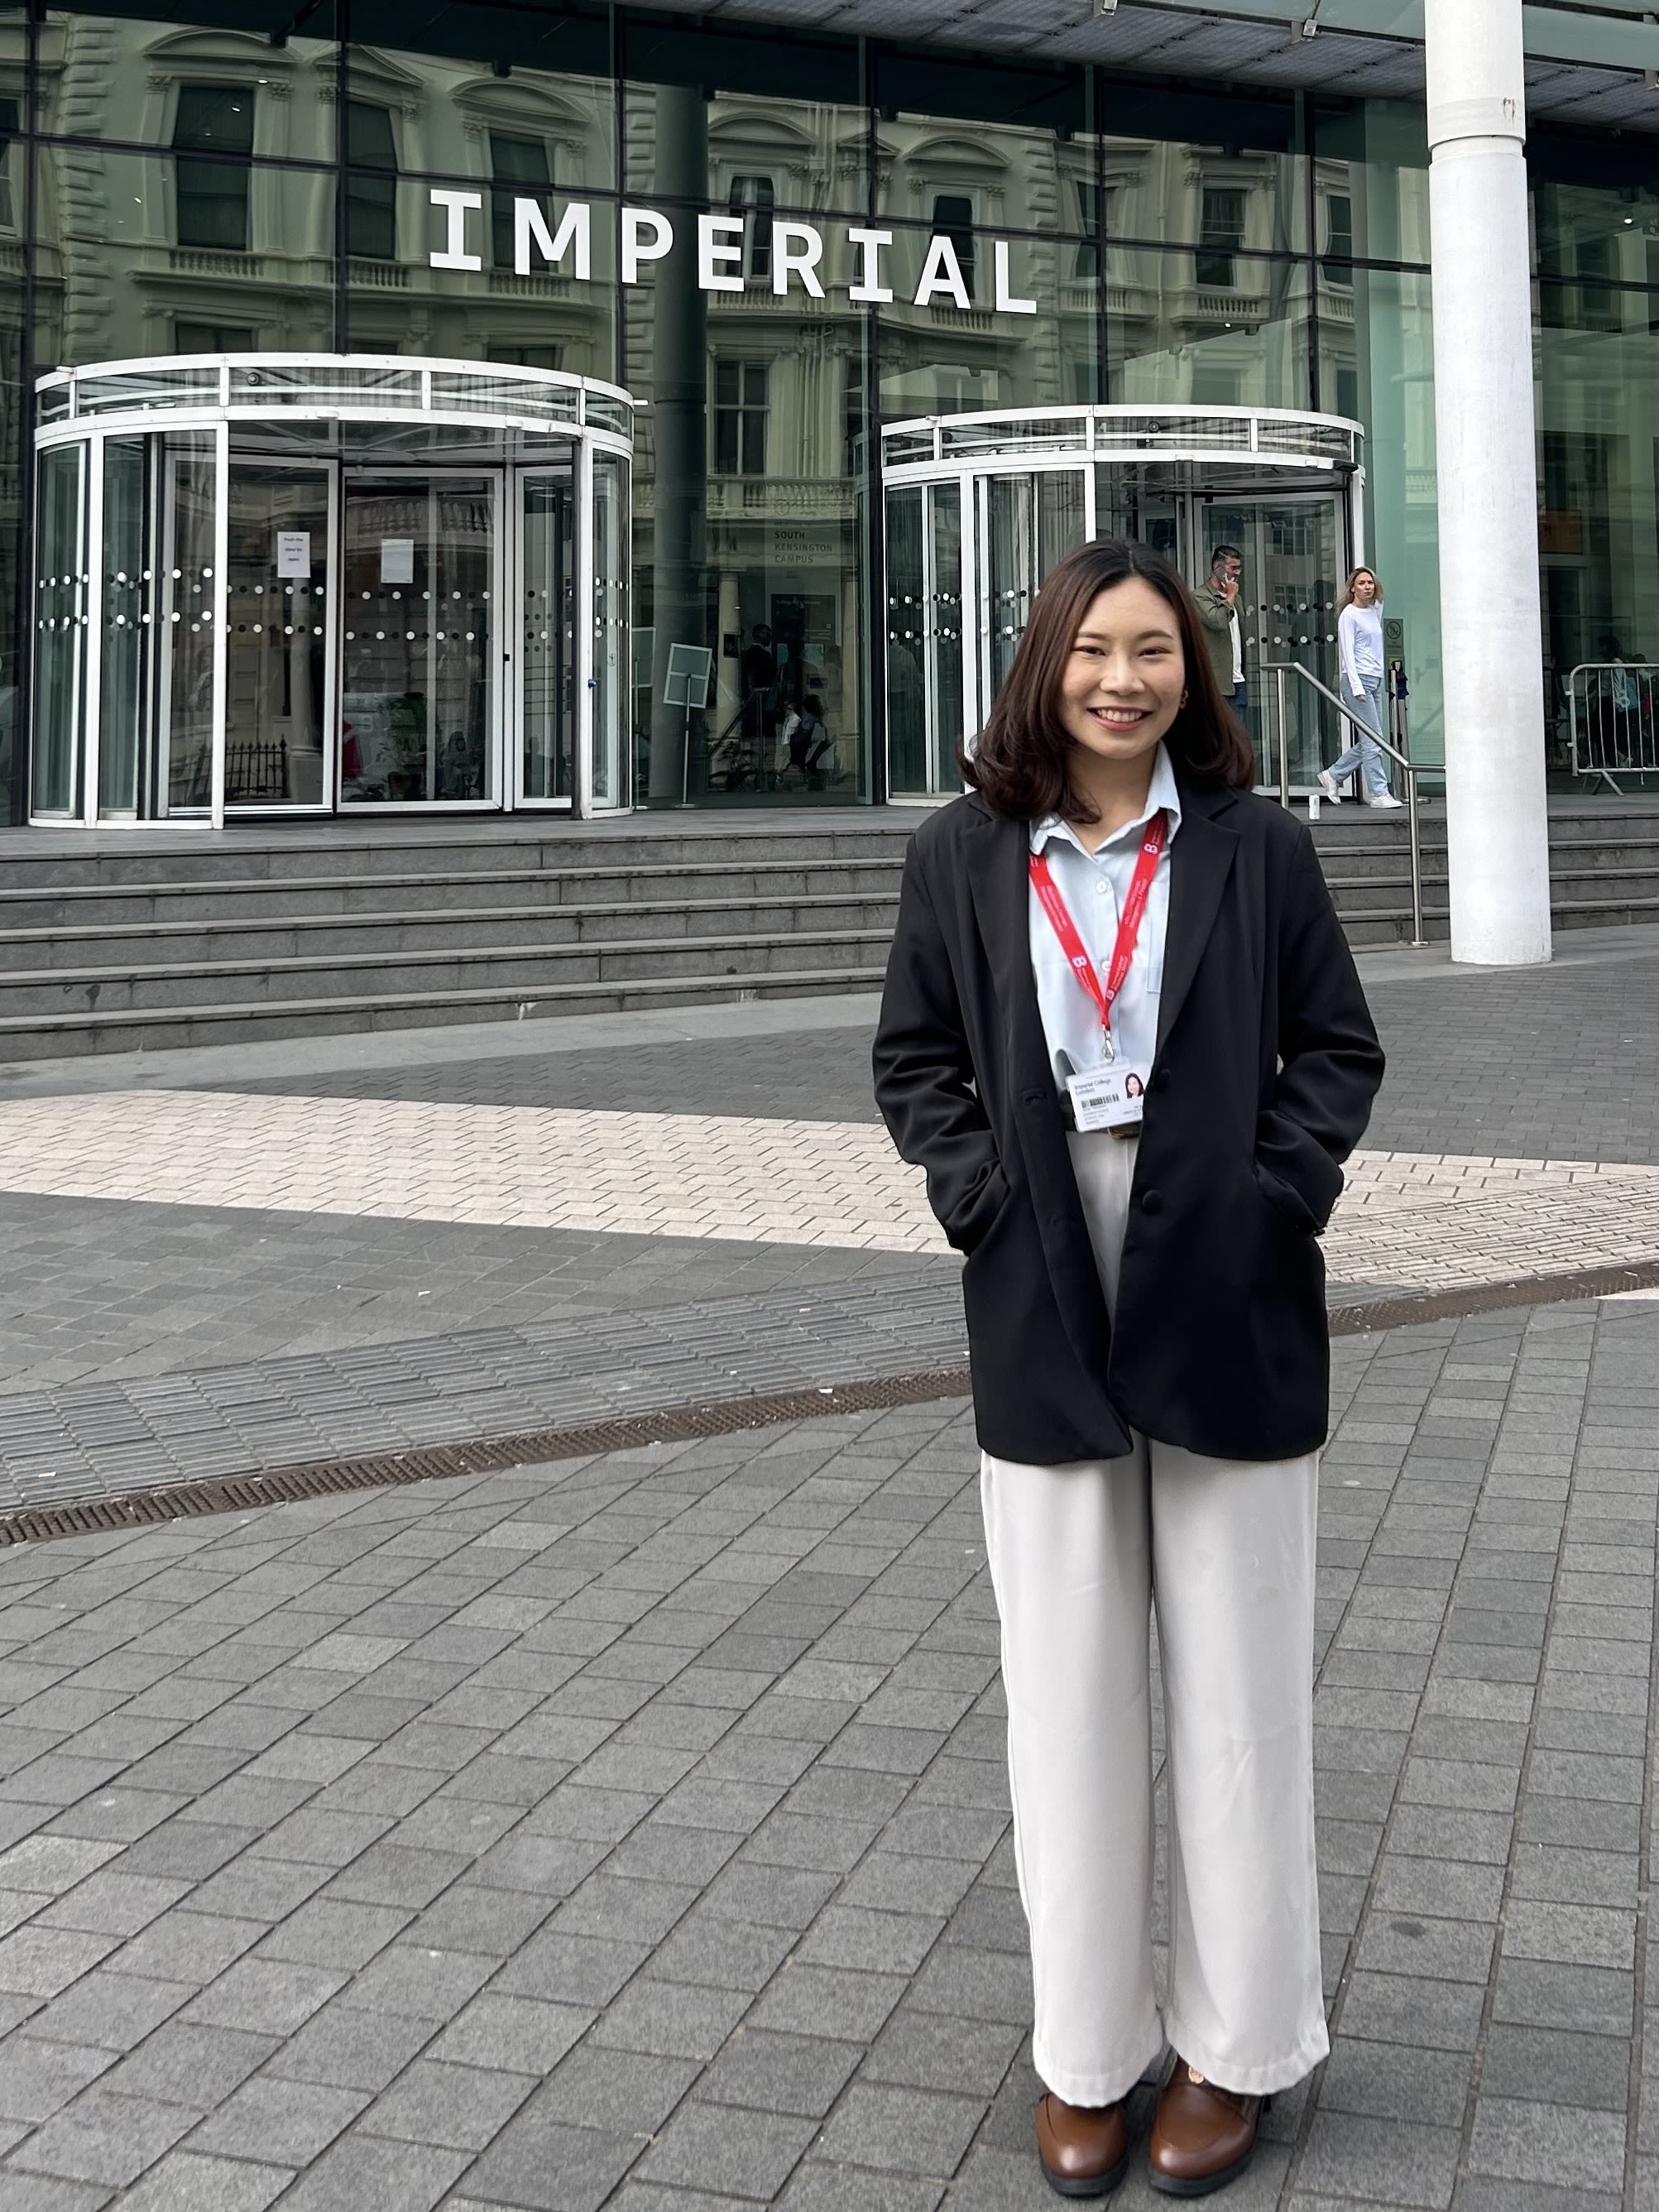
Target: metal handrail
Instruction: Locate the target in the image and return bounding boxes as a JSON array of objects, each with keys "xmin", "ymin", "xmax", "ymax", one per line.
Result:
[{"xmin": 1260, "ymin": 658, "xmax": 1426, "ymax": 948}]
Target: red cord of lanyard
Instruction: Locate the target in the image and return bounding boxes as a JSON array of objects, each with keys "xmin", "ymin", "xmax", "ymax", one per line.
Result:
[{"xmin": 1028, "ymin": 810, "xmax": 1167, "ymax": 1059}]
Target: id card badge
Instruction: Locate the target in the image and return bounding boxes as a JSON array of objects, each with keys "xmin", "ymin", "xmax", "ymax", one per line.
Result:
[{"xmin": 1067, "ymin": 1060, "xmax": 1151, "ymax": 1133}]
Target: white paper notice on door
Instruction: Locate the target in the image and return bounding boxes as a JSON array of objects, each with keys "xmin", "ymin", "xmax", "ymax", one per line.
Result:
[
  {"xmin": 380, "ymin": 538, "xmax": 415, "ymax": 584},
  {"xmin": 275, "ymin": 530, "xmax": 311, "ymax": 579}
]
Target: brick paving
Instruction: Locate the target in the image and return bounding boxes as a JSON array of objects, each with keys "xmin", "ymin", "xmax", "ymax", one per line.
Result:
[
  {"xmin": 0, "ymin": 1268, "xmax": 957, "ymax": 1509},
  {"xmin": 2, "ymin": 940, "xmax": 1659, "ymax": 2203},
  {"xmin": 0, "ymin": 1296, "xmax": 1653, "ymax": 2210}
]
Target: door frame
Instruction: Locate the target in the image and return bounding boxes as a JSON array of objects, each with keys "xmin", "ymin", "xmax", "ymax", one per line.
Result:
[
  {"xmin": 509, "ymin": 451, "xmax": 587, "ymax": 814},
  {"xmin": 335, "ymin": 465, "xmax": 507, "ymax": 813}
]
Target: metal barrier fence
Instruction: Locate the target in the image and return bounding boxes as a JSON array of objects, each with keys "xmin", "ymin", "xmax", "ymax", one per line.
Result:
[{"xmin": 1568, "ymin": 662, "xmax": 1659, "ymax": 792}]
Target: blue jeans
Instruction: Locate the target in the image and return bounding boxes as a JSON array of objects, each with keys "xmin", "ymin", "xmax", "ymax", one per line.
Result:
[
  {"xmin": 1327, "ymin": 674, "xmax": 1389, "ymax": 799},
  {"xmin": 1231, "ymin": 682, "xmax": 1249, "ymax": 718}
]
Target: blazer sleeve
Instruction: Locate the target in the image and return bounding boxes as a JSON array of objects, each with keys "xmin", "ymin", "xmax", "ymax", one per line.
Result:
[
  {"xmin": 872, "ymin": 842, "xmax": 1009, "ymax": 1254},
  {"xmin": 1255, "ymin": 828, "xmax": 1386, "ymax": 1233}
]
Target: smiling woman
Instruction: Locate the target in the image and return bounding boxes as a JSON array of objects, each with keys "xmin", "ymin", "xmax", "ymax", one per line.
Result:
[
  {"xmin": 873, "ymin": 535, "xmax": 1385, "ymax": 2200},
  {"xmin": 963, "ymin": 539, "xmax": 1254, "ymax": 827}
]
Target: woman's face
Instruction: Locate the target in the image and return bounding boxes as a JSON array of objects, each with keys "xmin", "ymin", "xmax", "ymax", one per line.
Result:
[
  {"xmin": 1351, "ymin": 571, "xmax": 1378, "ymax": 606},
  {"xmin": 1057, "ymin": 578, "xmax": 1187, "ymax": 773}
]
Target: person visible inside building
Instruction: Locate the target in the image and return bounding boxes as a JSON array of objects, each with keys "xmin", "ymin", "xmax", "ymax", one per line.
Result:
[
  {"xmin": 1195, "ymin": 544, "xmax": 1248, "ymax": 723},
  {"xmin": 874, "ymin": 536, "xmax": 1383, "ymax": 2202},
  {"xmin": 1320, "ymin": 568, "xmax": 1402, "ymax": 809},
  {"xmin": 735, "ymin": 623, "xmax": 779, "ymax": 787},
  {"xmin": 783, "ymin": 692, "xmax": 836, "ymax": 789}
]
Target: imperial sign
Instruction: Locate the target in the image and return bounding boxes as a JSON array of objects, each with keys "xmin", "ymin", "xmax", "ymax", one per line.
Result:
[{"xmin": 427, "ymin": 189, "xmax": 1038, "ymax": 316}]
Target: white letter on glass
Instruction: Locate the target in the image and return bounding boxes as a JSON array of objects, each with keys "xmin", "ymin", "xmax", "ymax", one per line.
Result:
[
  {"xmin": 772, "ymin": 219, "xmax": 825, "ymax": 298},
  {"xmin": 698, "ymin": 212, "xmax": 746, "ymax": 292},
  {"xmin": 429, "ymin": 188, "xmax": 482, "ymax": 271},
  {"xmin": 847, "ymin": 226, "xmax": 894, "ymax": 304},
  {"xmin": 994, "ymin": 239, "xmax": 1037, "ymax": 314},
  {"xmin": 621, "ymin": 207, "xmax": 674, "ymax": 284},
  {"xmin": 914, "ymin": 233, "xmax": 971, "ymax": 310},
  {"xmin": 515, "ymin": 199, "xmax": 592, "ymax": 281}
]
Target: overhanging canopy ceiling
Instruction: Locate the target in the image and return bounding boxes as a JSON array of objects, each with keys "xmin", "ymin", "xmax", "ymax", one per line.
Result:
[{"xmin": 635, "ymin": 0, "xmax": 1659, "ymax": 137}]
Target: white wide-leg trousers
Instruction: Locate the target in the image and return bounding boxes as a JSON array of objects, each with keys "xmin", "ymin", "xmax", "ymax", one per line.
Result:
[{"xmin": 980, "ymin": 1130, "xmax": 1329, "ymax": 2108}]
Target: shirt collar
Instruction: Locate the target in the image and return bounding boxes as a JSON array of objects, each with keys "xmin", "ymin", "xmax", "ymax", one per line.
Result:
[{"xmin": 1029, "ymin": 743, "xmax": 1183, "ymax": 856}]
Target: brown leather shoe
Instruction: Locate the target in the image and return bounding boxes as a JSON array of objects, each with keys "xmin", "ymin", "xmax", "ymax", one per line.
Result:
[
  {"xmin": 1148, "ymin": 2058, "xmax": 1265, "ymax": 2196},
  {"xmin": 1035, "ymin": 2091, "xmax": 1129, "ymax": 2198}
]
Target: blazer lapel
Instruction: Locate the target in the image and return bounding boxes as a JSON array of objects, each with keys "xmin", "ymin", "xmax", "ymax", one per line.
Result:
[
  {"xmin": 963, "ymin": 799, "xmax": 1115, "ymax": 1379},
  {"xmin": 962, "ymin": 800, "xmax": 1050, "ymax": 1095},
  {"xmin": 1157, "ymin": 786, "xmax": 1241, "ymax": 1053}
]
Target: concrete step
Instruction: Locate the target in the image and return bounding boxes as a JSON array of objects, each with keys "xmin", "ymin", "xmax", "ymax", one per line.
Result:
[
  {"xmin": 0, "ymin": 857, "xmax": 909, "ymax": 931},
  {"xmin": 0, "ymin": 963, "xmax": 884, "ymax": 1060},
  {"xmin": 0, "ymin": 926, "xmax": 896, "ymax": 1018},
  {"xmin": 0, "ymin": 822, "xmax": 917, "ymax": 891},
  {"xmin": 0, "ymin": 893, "xmax": 904, "ymax": 973}
]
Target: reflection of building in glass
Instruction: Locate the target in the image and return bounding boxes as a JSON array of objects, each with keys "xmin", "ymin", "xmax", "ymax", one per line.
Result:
[{"xmin": 2, "ymin": 7, "xmax": 1657, "ymax": 825}]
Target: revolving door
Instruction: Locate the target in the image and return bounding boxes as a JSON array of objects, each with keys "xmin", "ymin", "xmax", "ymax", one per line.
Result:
[
  {"xmin": 881, "ymin": 405, "xmax": 1365, "ymax": 799},
  {"xmin": 30, "ymin": 355, "xmax": 635, "ymax": 825}
]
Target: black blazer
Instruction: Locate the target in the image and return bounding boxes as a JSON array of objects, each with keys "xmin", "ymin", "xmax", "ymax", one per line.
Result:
[{"xmin": 872, "ymin": 781, "xmax": 1385, "ymax": 1466}]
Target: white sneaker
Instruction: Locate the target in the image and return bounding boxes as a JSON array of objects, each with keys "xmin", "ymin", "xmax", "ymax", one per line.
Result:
[
  {"xmin": 1316, "ymin": 770, "xmax": 1342, "ymax": 805},
  {"xmin": 1364, "ymin": 792, "xmax": 1404, "ymax": 809}
]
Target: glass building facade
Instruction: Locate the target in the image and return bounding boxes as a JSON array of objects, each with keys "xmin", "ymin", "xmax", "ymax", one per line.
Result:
[{"xmin": 0, "ymin": 0, "xmax": 1652, "ymax": 823}]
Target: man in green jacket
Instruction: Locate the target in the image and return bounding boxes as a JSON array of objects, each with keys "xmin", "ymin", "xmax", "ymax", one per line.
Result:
[{"xmin": 1195, "ymin": 544, "xmax": 1248, "ymax": 719}]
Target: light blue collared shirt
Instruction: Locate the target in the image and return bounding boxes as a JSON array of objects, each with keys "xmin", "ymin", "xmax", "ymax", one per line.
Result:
[{"xmin": 1028, "ymin": 743, "xmax": 1182, "ymax": 1094}]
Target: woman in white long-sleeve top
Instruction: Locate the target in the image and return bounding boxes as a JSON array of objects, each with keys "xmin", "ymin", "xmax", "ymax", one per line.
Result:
[{"xmin": 1318, "ymin": 569, "xmax": 1401, "ymax": 810}]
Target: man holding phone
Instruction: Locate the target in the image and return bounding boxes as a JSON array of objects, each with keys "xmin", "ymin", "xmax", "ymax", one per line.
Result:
[{"xmin": 1196, "ymin": 544, "xmax": 1249, "ymax": 722}]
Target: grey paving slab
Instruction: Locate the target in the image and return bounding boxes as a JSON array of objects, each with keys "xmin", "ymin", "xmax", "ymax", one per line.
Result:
[
  {"xmin": 0, "ymin": 1296, "xmax": 1647, "ymax": 2205},
  {"xmin": 0, "ymin": 1266, "xmax": 962, "ymax": 1511},
  {"xmin": 3, "ymin": 941, "xmax": 1659, "ymax": 1504}
]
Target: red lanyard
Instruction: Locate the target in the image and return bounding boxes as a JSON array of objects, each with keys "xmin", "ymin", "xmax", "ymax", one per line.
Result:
[{"xmin": 1028, "ymin": 809, "xmax": 1167, "ymax": 1051}]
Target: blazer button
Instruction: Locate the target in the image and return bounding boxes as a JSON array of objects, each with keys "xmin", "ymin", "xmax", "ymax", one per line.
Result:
[{"xmin": 1140, "ymin": 1190, "xmax": 1163, "ymax": 1215}]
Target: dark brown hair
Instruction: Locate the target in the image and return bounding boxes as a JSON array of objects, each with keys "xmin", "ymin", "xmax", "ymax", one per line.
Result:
[{"xmin": 961, "ymin": 538, "xmax": 1256, "ymax": 821}]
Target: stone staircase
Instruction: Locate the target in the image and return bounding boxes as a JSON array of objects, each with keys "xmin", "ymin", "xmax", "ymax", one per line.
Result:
[
  {"xmin": 1310, "ymin": 799, "xmax": 1659, "ymax": 947},
  {"xmin": 0, "ymin": 817, "xmax": 912, "ymax": 1061},
  {"xmin": 2, "ymin": 799, "xmax": 1657, "ymax": 1061}
]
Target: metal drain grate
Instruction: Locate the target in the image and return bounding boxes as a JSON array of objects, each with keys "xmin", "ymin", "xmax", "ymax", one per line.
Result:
[
  {"xmin": 0, "ymin": 1365, "xmax": 974, "ymax": 1549},
  {"xmin": 7, "ymin": 1253, "xmax": 1655, "ymax": 1552}
]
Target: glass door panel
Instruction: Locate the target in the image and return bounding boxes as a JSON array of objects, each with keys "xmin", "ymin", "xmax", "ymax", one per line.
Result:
[
  {"xmin": 1096, "ymin": 470, "xmax": 1181, "ymax": 566},
  {"xmin": 31, "ymin": 443, "xmax": 86, "ymax": 817},
  {"xmin": 981, "ymin": 474, "xmax": 1036, "ymax": 708},
  {"xmin": 592, "ymin": 452, "xmax": 630, "ymax": 809},
  {"xmin": 1038, "ymin": 471, "xmax": 1087, "ymax": 579},
  {"xmin": 1199, "ymin": 498, "xmax": 1260, "ymax": 756},
  {"xmin": 340, "ymin": 474, "xmax": 497, "ymax": 805},
  {"xmin": 1255, "ymin": 497, "xmax": 1343, "ymax": 788},
  {"xmin": 927, "ymin": 482, "xmax": 965, "ymax": 792},
  {"xmin": 518, "ymin": 463, "xmax": 575, "ymax": 804},
  {"xmin": 225, "ymin": 463, "xmax": 330, "ymax": 809},
  {"xmin": 885, "ymin": 485, "xmax": 927, "ymax": 794},
  {"xmin": 885, "ymin": 481, "xmax": 966, "ymax": 799},
  {"xmin": 161, "ymin": 434, "xmax": 217, "ymax": 813},
  {"xmin": 978, "ymin": 469, "xmax": 1087, "ymax": 714},
  {"xmin": 98, "ymin": 438, "xmax": 151, "ymax": 818}
]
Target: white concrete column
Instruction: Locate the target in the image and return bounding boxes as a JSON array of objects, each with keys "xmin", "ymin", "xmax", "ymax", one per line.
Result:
[{"xmin": 1426, "ymin": 0, "xmax": 1552, "ymax": 964}]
